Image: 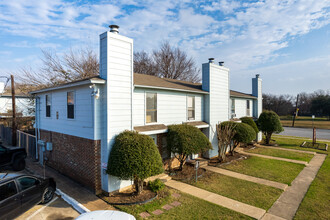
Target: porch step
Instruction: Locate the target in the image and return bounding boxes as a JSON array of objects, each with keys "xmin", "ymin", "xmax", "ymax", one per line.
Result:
[{"xmin": 145, "ymin": 173, "xmax": 172, "ymax": 183}]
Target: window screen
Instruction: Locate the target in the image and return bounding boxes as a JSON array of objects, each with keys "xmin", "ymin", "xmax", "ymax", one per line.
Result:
[
  {"xmin": 67, "ymin": 91, "xmax": 75, "ymax": 119},
  {"xmin": 187, "ymin": 96, "xmax": 195, "ymax": 120},
  {"xmin": 246, "ymin": 100, "xmax": 250, "ymax": 116},
  {"xmin": 46, "ymin": 95, "xmax": 51, "ymax": 117},
  {"xmin": 146, "ymin": 93, "xmax": 157, "ymax": 123}
]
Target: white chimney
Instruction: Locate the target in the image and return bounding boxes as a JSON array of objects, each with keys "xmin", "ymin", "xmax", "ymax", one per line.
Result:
[
  {"xmin": 202, "ymin": 59, "xmax": 230, "ymax": 158},
  {"xmin": 99, "ymin": 25, "xmax": 134, "ymax": 193},
  {"xmin": 252, "ymin": 74, "xmax": 262, "ymax": 141}
]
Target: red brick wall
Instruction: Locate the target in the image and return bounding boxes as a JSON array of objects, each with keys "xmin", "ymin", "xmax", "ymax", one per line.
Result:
[{"xmin": 40, "ymin": 130, "xmax": 101, "ymax": 194}]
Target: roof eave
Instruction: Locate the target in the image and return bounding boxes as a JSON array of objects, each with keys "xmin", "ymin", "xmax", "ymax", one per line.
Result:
[
  {"xmin": 134, "ymin": 84, "xmax": 209, "ymax": 94},
  {"xmin": 30, "ymin": 78, "xmax": 106, "ymax": 94},
  {"xmin": 230, "ymin": 95, "xmax": 257, "ymax": 99}
]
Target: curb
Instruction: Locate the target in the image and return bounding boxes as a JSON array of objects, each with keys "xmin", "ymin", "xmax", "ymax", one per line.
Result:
[{"xmin": 56, "ymin": 189, "xmax": 90, "ymax": 214}]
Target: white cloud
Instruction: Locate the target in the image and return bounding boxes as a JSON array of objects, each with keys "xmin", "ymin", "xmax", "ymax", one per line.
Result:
[{"xmin": 0, "ymin": 0, "xmax": 329, "ymax": 91}]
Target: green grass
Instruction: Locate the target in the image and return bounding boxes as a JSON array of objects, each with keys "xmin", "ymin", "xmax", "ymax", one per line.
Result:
[
  {"xmin": 221, "ymin": 156, "xmax": 305, "ymax": 185},
  {"xmin": 187, "ymin": 171, "xmax": 282, "ymax": 210},
  {"xmin": 280, "ymin": 120, "xmax": 330, "ymax": 129},
  {"xmin": 272, "ymin": 136, "xmax": 329, "ymax": 154},
  {"xmin": 247, "ymin": 147, "xmax": 314, "ymax": 162},
  {"xmin": 280, "ymin": 116, "xmax": 328, "ymax": 121},
  {"xmin": 294, "ymin": 154, "xmax": 330, "ymax": 219},
  {"xmin": 116, "ymin": 188, "xmax": 251, "ymax": 219}
]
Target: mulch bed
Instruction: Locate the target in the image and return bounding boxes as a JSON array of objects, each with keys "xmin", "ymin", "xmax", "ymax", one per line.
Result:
[
  {"xmin": 208, "ymin": 152, "xmax": 248, "ymax": 166},
  {"xmin": 99, "ymin": 186, "xmax": 157, "ymax": 205},
  {"xmin": 169, "ymin": 164, "xmax": 206, "ymax": 181}
]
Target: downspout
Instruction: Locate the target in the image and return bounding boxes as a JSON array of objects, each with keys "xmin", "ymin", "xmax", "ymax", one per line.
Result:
[{"xmin": 35, "ymin": 96, "xmax": 40, "ymax": 160}]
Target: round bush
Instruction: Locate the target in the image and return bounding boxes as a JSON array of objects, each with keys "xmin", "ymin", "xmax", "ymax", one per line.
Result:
[
  {"xmin": 240, "ymin": 117, "xmax": 259, "ymax": 134},
  {"xmin": 107, "ymin": 131, "xmax": 164, "ymax": 193},
  {"xmin": 220, "ymin": 121, "xmax": 256, "ymax": 145},
  {"xmin": 257, "ymin": 110, "xmax": 284, "ymax": 144},
  {"xmin": 148, "ymin": 179, "xmax": 165, "ymax": 193},
  {"xmin": 167, "ymin": 124, "xmax": 212, "ymax": 170}
]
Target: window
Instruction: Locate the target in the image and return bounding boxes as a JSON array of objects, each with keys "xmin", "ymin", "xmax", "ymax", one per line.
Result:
[
  {"xmin": 231, "ymin": 99, "xmax": 235, "ymax": 114},
  {"xmin": 67, "ymin": 91, "xmax": 75, "ymax": 119},
  {"xmin": 17, "ymin": 177, "xmax": 39, "ymax": 191},
  {"xmin": 46, "ymin": 95, "xmax": 51, "ymax": 117},
  {"xmin": 187, "ymin": 96, "xmax": 195, "ymax": 120},
  {"xmin": 246, "ymin": 100, "xmax": 250, "ymax": 116},
  {"xmin": 146, "ymin": 93, "xmax": 157, "ymax": 123},
  {"xmin": 0, "ymin": 181, "xmax": 17, "ymax": 201}
]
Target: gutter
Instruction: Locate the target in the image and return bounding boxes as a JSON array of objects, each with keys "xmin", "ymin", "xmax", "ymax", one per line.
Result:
[{"xmin": 134, "ymin": 85, "xmax": 209, "ymax": 94}]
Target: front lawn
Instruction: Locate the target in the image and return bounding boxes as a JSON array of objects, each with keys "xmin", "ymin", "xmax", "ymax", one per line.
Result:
[
  {"xmin": 247, "ymin": 147, "xmax": 313, "ymax": 162},
  {"xmin": 188, "ymin": 171, "xmax": 282, "ymax": 210},
  {"xmin": 294, "ymin": 153, "xmax": 330, "ymax": 219},
  {"xmin": 273, "ymin": 136, "xmax": 329, "ymax": 154},
  {"xmin": 221, "ymin": 156, "xmax": 305, "ymax": 185},
  {"xmin": 116, "ymin": 188, "xmax": 251, "ymax": 219}
]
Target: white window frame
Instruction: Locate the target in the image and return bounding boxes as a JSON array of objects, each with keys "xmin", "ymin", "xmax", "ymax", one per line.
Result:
[
  {"xmin": 145, "ymin": 92, "xmax": 157, "ymax": 124},
  {"xmin": 246, "ymin": 100, "xmax": 251, "ymax": 116},
  {"xmin": 67, "ymin": 91, "xmax": 75, "ymax": 120},
  {"xmin": 187, "ymin": 96, "xmax": 195, "ymax": 121},
  {"xmin": 45, "ymin": 94, "xmax": 51, "ymax": 118}
]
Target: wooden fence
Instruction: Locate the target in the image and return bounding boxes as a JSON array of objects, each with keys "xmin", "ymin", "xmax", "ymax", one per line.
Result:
[{"xmin": 0, "ymin": 125, "xmax": 36, "ymax": 158}]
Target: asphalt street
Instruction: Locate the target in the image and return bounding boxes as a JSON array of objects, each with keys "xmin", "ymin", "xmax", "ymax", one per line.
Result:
[{"xmin": 279, "ymin": 127, "xmax": 330, "ymax": 140}]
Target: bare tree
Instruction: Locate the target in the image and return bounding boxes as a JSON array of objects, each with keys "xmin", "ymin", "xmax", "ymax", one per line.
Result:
[
  {"xmin": 16, "ymin": 47, "xmax": 99, "ymax": 90},
  {"xmin": 216, "ymin": 122, "xmax": 236, "ymax": 162},
  {"xmin": 133, "ymin": 51, "xmax": 158, "ymax": 76},
  {"xmin": 134, "ymin": 41, "xmax": 201, "ymax": 83}
]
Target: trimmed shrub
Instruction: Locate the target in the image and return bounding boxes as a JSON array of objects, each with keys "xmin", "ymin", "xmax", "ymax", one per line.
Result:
[
  {"xmin": 220, "ymin": 121, "xmax": 256, "ymax": 154},
  {"xmin": 234, "ymin": 123, "xmax": 256, "ymax": 146},
  {"xmin": 167, "ymin": 124, "xmax": 212, "ymax": 170},
  {"xmin": 149, "ymin": 179, "xmax": 165, "ymax": 193},
  {"xmin": 107, "ymin": 131, "xmax": 164, "ymax": 194},
  {"xmin": 258, "ymin": 110, "xmax": 284, "ymax": 144},
  {"xmin": 240, "ymin": 117, "xmax": 259, "ymax": 134}
]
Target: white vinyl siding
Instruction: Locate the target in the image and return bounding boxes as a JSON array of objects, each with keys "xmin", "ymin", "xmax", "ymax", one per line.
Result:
[
  {"xmin": 133, "ymin": 88, "xmax": 204, "ymax": 127},
  {"xmin": 231, "ymin": 98, "xmax": 254, "ymax": 118},
  {"xmin": 37, "ymin": 86, "xmax": 94, "ymax": 139}
]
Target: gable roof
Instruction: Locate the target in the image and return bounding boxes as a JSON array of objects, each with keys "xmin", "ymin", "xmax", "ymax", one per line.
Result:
[
  {"xmin": 30, "ymin": 76, "xmax": 106, "ymax": 94},
  {"xmin": 230, "ymin": 90, "xmax": 256, "ymax": 99},
  {"xmin": 134, "ymin": 73, "xmax": 207, "ymax": 94},
  {"xmin": 30, "ymin": 73, "xmax": 256, "ymax": 99}
]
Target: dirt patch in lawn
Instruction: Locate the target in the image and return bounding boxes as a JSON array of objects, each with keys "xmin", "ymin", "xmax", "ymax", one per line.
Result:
[
  {"xmin": 208, "ymin": 152, "xmax": 249, "ymax": 166},
  {"xmin": 99, "ymin": 186, "xmax": 157, "ymax": 205},
  {"xmin": 169, "ymin": 164, "xmax": 206, "ymax": 181}
]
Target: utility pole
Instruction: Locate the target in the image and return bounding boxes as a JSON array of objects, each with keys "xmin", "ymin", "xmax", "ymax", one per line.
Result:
[
  {"xmin": 292, "ymin": 94, "xmax": 299, "ymax": 127},
  {"xmin": 11, "ymin": 75, "xmax": 17, "ymax": 146}
]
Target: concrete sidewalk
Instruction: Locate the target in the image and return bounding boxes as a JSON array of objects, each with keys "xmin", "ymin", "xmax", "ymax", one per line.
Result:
[
  {"xmin": 205, "ymin": 166, "xmax": 288, "ymax": 190},
  {"xmin": 25, "ymin": 158, "xmax": 115, "ymax": 212},
  {"xmin": 264, "ymin": 153, "xmax": 327, "ymax": 220},
  {"xmin": 255, "ymin": 144, "xmax": 316, "ymax": 155},
  {"xmin": 165, "ymin": 179, "xmax": 266, "ymax": 219},
  {"xmin": 237, "ymin": 148, "xmax": 308, "ymax": 165}
]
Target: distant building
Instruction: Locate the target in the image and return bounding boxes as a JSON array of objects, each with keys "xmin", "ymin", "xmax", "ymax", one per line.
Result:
[
  {"xmin": 31, "ymin": 25, "xmax": 262, "ymax": 194},
  {"xmin": 0, "ymin": 83, "xmax": 32, "ymax": 118}
]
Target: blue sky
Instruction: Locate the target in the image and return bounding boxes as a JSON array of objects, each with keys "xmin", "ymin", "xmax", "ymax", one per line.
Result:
[{"xmin": 0, "ymin": 0, "xmax": 329, "ymax": 95}]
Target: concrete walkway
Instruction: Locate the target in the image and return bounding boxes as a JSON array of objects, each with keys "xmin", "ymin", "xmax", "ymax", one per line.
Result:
[
  {"xmin": 264, "ymin": 153, "xmax": 327, "ymax": 220},
  {"xmin": 205, "ymin": 166, "xmax": 288, "ymax": 190},
  {"xmin": 25, "ymin": 158, "xmax": 115, "ymax": 212},
  {"xmin": 165, "ymin": 179, "xmax": 266, "ymax": 219},
  {"xmin": 256, "ymin": 144, "xmax": 316, "ymax": 155},
  {"xmin": 237, "ymin": 149, "xmax": 308, "ymax": 165}
]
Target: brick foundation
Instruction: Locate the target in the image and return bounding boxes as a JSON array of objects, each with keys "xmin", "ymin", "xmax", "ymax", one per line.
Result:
[{"xmin": 39, "ymin": 130, "xmax": 101, "ymax": 194}]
